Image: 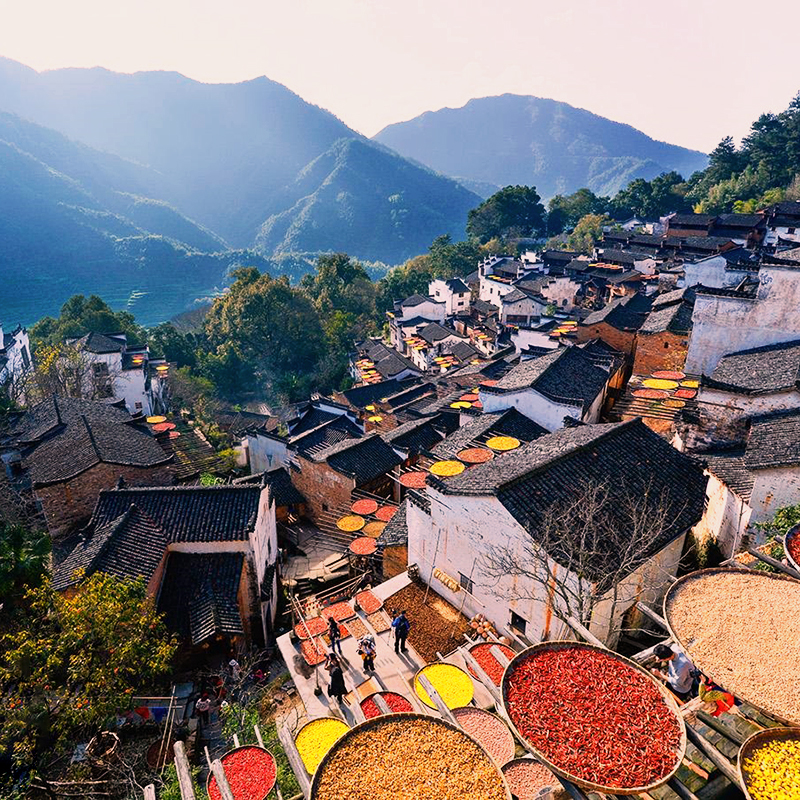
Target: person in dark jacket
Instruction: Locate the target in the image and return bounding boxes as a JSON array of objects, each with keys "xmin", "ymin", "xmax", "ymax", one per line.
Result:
[
  {"xmin": 325, "ymin": 654, "xmax": 347, "ymax": 704},
  {"xmin": 328, "ymin": 616, "xmax": 342, "ymax": 655},
  {"xmin": 392, "ymin": 610, "xmax": 410, "ymax": 654}
]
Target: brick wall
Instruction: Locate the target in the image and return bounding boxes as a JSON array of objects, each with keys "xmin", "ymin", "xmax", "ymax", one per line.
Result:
[
  {"xmin": 575, "ymin": 322, "xmax": 637, "ymax": 356},
  {"xmin": 291, "ymin": 458, "xmax": 355, "ymax": 521},
  {"xmin": 36, "ymin": 463, "xmax": 173, "ymax": 539},
  {"xmin": 633, "ymin": 332, "xmax": 689, "ymax": 374}
]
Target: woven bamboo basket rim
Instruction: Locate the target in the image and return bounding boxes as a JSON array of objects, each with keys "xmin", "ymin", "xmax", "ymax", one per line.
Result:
[
  {"xmin": 205, "ymin": 744, "xmax": 277, "ymax": 800},
  {"xmin": 663, "ymin": 566, "xmax": 800, "ymax": 726},
  {"xmin": 499, "ymin": 641, "xmax": 687, "ymax": 795},
  {"xmin": 413, "ymin": 662, "xmax": 475, "ymax": 709},
  {"xmin": 737, "ymin": 726, "xmax": 800, "ymax": 800},
  {"xmin": 785, "ymin": 523, "xmax": 800, "ymax": 575},
  {"xmin": 308, "ymin": 712, "xmax": 512, "ymax": 799}
]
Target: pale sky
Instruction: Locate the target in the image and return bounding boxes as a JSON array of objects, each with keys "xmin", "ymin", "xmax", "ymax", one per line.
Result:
[{"xmin": 2, "ymin": 0, "xmax": 799, "ymax": 152}]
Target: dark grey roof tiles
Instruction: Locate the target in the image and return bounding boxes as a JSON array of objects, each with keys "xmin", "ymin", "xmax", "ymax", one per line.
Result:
[
  {"xmin": 72, "ymin": 331, "xmax": 126, "ymax": 354},
  {"xmin": 90, "ymin": 484, "xmax": 262, "ymax": 543},
  {"xmin": 52, "ymin": 505, "xmax": 168, "ymax": 591},
  {"xmin": 377, "ymin": 499, "xmax": 409, "ymax": 548},
  {"xmin": 314, "ymin": 433, "xmax": 403, "ymax": 484},
  {"xmin": 158, "ymin": 552, "xmax": 245, "ymax": 644},
  {"xmin": 342, "ymin": 378, "xmax": 408, "ymax": 408},
  {"xmin": 706, "ymin": 339, "xmax": 800, "ymax": 395},
  {"xmin": 290, "ymin": 416, "xmax": 361, "ymax": 456},
  {"xmin": 11, "ymin": 396, "xmax": 171, "ymax": 486},
  {"xmin": 487, "ymin": 346, "xmax": 609, "ymax": 411},
  {"xmin": 702, "ymin": 449, "xmax": 754, "ymax": 500},
  {"xmin": 446, "ymin": 278, "xmax": 470, "ymax": 293},
  {"xmin": 431, "ymin": 420, "xmax": 706, "ymax": 581},
  {"xmin": 639, "ymin": 300, "xmax": 694, "ymax": 335},
  {"xmin": 382, "ymin": 418, "xmax": 445, "ymax": 455},
  {"xmin": 745, "ymin": 409, "xmax": 800, "ymax": 469},
  {"xmin": 581, "ymin": 293, "xmax": 653, "ymax": 330}
]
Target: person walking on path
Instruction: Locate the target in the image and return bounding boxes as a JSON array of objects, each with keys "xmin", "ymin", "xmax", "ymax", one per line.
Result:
[
  {"xmin": 392, "ymin": 610, "xmax": 410, "ymax": 654},
  {"xmin": 358, "ymin": 635, "xmax": 376, "ymax": 673},
  {"xmin": 328, "ymin": 616, "xmax": 343, "ymax": 656},
  {"xmin": 195, "ymin": 693, "xmax": 212, "ymax": 726},
  {"xmin": 325, "ymin": 654, "xmax": 347, "ymax": 704}
]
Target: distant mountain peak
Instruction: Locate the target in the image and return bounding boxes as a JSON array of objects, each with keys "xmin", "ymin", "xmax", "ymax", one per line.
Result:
[{"xmin": 374, "ymin": 94, "xmax": 707, "ymax": 199}]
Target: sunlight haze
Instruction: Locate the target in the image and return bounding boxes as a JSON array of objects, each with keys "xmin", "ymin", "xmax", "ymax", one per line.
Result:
[{"xmin": 3, "ymin": 0, "xmax": 799, "ymax": 151}]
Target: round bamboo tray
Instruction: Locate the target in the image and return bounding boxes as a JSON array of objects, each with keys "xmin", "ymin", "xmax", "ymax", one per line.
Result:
[
  {"xmin": 663, "ymin": 567, "xmax": 800, "ymax": 725},
  {"xmin": 785, "ymin": 523, "xmax": 800, "ymax": 575},
  {"xmin": 413, "ymin": 662, "xmax": 475, "ymax": 709},
  {"xmin": 205, "ymin": 744, "xmax": 277, "ymax": 800},
  {"xmin": 294, "ymin": 717, "xmax": 350, "ymax": 775},
  {"xmin": 737, "ymin": 726, "xmax": 800, "ymax": 800},
  {"xmin": 500, "ymin": 641, "xmax": 687, "ymax": 795},
  {"xmin": 309, "ymin": 712, "xmax": 512, "ymax": 799}
]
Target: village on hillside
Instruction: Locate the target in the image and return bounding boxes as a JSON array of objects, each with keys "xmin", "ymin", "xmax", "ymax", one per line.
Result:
[{"xmin": 2, "ymin": 203, "xmax": 800, "ymax": 800}]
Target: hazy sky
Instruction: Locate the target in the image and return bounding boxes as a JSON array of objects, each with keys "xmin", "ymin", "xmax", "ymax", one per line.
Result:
[{"xmin": 3, "ymin": 0, "xmax": 799, "ymax": 152}]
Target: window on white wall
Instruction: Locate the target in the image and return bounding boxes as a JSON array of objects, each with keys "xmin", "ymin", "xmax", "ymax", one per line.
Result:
[
  {"xmin": 510, "ymin": 610, "xmax": 527, "ymax": 635},
  {"xmin": 459, "ymin": 572, "xmax": 474, "ymax": 593}
]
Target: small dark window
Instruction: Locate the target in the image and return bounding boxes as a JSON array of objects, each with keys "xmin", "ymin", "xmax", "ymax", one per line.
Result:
[
  {"xmin": 664, "ymin": 342, "xmax": 669, "ymax": 349},
  {"xmin": 322, "ymin": 503, "xmax": 329, "ymax": 512},
  {"xmin": 510, "ymin": 610, "xmax": 527, "ymax": 635},
  {"xmin": 459, "ymin": 572, "xmax": 474, "ymax": 593},
  {"xmin": 789, "ymin": 227, "xmax": 796, "ymax": 235}
]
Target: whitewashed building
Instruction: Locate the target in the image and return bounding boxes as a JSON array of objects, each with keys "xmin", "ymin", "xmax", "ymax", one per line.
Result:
[
  {"xmin": 429, "ymin": 278, "xmax": 471, "ymax": 316},
  {"xmin": 479, "ymin": 346, "xmax": 613, "ymax": 431},
  {"xmin": 406, "ymin": 420, "xmax": 707, "ymax": 646},
  {"xmin": 0, "ymin": 322, "xmax": 32, "ymax": 395},
  {"xmin": 67, "ymin": 332, "xmax": 169, "ymax": 416}
]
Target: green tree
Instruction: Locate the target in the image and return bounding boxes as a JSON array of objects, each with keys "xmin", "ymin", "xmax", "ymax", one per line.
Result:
[
  {"xmin": 30, "ymin": 295, "xmax": 145, "ymax": 350},
  {"xmin": 467, "ymin": 185, "xmax": 547, "ymax": 242},
  {"xmin": 0, "ymin": 522, "xmax": 50, "ymax": 611},
  {"xmin": 204, "ymin": 267, "xmax": 326, "ymax": 394},
  {"xmin": 147, "ymin": 323, "xmax": 198, "ymax": 368},
  {"xmin": 0, "ymin": 573, "xmax": 177, "ymax": 765},
  {"xmin": 548, "ymin": 189, "xmax": 609, "ymax": 234},
  {"xmin": 566, "ymin": 214, "xmax": 609, "ymax": 254}
]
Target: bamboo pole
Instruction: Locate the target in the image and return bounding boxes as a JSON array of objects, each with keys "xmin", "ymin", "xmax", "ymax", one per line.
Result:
[
  {"xmin": 563, "ymin": 615, "xmax": 607, "ymax": 649},
  {"xmin": 173, "ymin": 741, "xmax": 196, "ymax": 800},
  {"xmin": 144, "ymin": 785, "xmax": 156, "ymax": 800},
  {"xmin": 210, "ymin": 760, "xmax": 235, "ymax": 800},
  {"xmin": 685, "ymin": 726, "xmax": 743, "ymax": 789}
]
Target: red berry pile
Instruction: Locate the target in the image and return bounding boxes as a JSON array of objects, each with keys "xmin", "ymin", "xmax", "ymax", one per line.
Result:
[
  {"xmin": 360, "ymin": 692, "xmax": 413, "ymax": 718},
  {"xmin": 208, "ymin": 746, "xmax": 277, "ymax": 800}
]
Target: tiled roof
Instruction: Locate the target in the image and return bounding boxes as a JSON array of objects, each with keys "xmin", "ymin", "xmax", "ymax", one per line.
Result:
[
  {"xmin": 11, "ymin": 396, "xmax": 171, "ymax": 486},
  {"xmin": 313, "ymin": 433, "xmax": 403, "ymax": 484},
  {"xmin": 381, "ymin": 382, "xmax": 437, "ymax": 411},
  {"xmin": 639, "ymin": 299, "xmax": 694, "ymax": 335},
  {"xmin": 90, "ymin": 484, "xmax": 261, "ymax": 543},
  {"xmin": 400, "ymin": 294, "xmax": 436, "ymax": 307},
  {"xmin": 431, "ymin": 420, "xmax": 707, "ymax": 580},
  {"xmin": 290, "ymin": 416, "xmax": 361, "ymax": 457},
  {"xmin": 472, "ymin": 299, "xmax": 499, "ymax": 317},
  {"xmin": 341, "ymin": 378, "xmax": 408, "ymax": 408},
  {"xmin": 501, "ymin": 288, "xmax": 531, "ymax": 304},
  {"xmin": 377, "ymin": 499, "xmax": 409, "ymax": 548},
  {"xmin": 382, "ymin": 418, "xmax": 445, "ymax": 455},
  {"xmin": 363, "ymin": 342, "xmax": 420, "ymax": 378},
  {"xmin": 71, "ymin": 331, "xmax": 126, "ymax": 354},
  {"xmin": 702, "ymin": 449, "xmax": 754, "ymax": 501},
  {"xmin": 669, "ymin": 214, "xmax": 716, "ymax": 227},
  {"xmin": 542, "ymin": 250, "xmax": 582, "ymax": 263},
  {"xmin": 745, "ymin": 409, "xmax": 800, "ymax": 469},
  {"xmin": 252, "ymin": 467, "xmax": 306, "ymax": 507},
  {"xmin": 52, "ymin": 505, "xmax": 168, "ymax": 591},
  {"xmin": 705, "ymin": 339, "xmax": 800, "ymax": 395},
  {"xmin": 599, "ymin": 249, "xmax": 653, "ymax": 266},
  {"xmin": 486, "ymin": 346, "xmax": 609, "ymax": 411},
  {"xmin": 158, "ymin": 552, "xmax": 245, "ymax": 644},
  {"xmin": 431, "ymin": 408, "xmax": 547, "ymax": 459},
  {"xmin": 605, "ymin": 270, "xmax": 643, "ymax": 285},
  {"xmin": 713, "ymin": 213, "xmax": 765, "ymax": 229},
  {"xmin": 581, "ymin": 293, "xmax": 652, "ymax": 330},
  {"xmin": 419, "ymin": 322, "xmax": 459, "ymax": 344},
  {"xmin": 289, "ymin": 406, "xmax": 342, "ymax": 436},
  {"xmin": 446, "ymin": 278, "xmax": 470, "ymax": 293}
]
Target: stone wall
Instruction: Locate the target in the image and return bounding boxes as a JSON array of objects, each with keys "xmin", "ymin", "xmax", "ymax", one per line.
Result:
[
  {"xmin": 575, "ymin": 322, "xmax": 637, "ymax": 356},
  {"xmin": 633, "ymin": 331, "xmax": 689, "ymax": 375},
  {"xmin": 291, "ymin": 458, "xmax": 355, "ymax": 521}
]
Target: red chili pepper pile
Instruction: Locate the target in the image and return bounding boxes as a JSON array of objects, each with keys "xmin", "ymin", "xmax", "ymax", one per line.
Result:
[
  {"xmin": 467, "ymin": 643, "xmax": 515, "ymax": 685},
  {"xmin": 504, "ymin": 647, "xmax": 681, "ymax": 789},
  {"xmin": 208, "ymin": 746, "xmax": 277, "ymax": 800},
  {"xmin": 355, "ymin": 589, "xmax": 383, "ymax": 615},
  {"xmin": 360, "ymin": 691, "xmax": 413, "ymax": 718},
  {"xmin": 787, "ymin": 531, "xmax": 800, "ymax": 565}
]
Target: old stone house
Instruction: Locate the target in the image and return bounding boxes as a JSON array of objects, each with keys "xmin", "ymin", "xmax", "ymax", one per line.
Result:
[
  {"xmin": 405, "ymin": 419, "xmax": 707, "ymax": 646},
  {"xmin": 632, "ymin": 287, "xmax": 696, "ymax": 374},
  {"xmin": 576, "ymin": 293, "xmax": 653, "ymax": 356},
  {"xmin": 3, "ymin": 396, "xmax": 173, "ymax": 537},
  {"xmin": 53, "ymin": 482, "xmax": 280, "ymax": 646}
]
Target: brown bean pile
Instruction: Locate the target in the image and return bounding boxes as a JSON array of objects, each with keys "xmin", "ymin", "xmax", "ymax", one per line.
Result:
[
  {"xmin": 386, "ymin": 581, "xmax": 471, "ymax": 663},
  {"xmin": 667, "ymin": 571, "xmax": 800, "ymax": 723},
  {"xmin": 313, "ymin": 717, "xmax": 508, "ymax": 800}
]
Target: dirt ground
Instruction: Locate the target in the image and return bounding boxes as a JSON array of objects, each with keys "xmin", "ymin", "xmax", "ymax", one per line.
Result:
[{"xmin": 385, "ymin": 580, "xmax": 472, "ymax": 663}]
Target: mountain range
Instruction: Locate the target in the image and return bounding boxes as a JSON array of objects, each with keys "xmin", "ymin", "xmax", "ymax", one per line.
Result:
[
  {"xmin": 0, "ymin": 58, "xmax": 708, "ymax": 326},
  {"xmin": 375, "ymin": 94, "xmax": 708, "ymax": 199}
]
